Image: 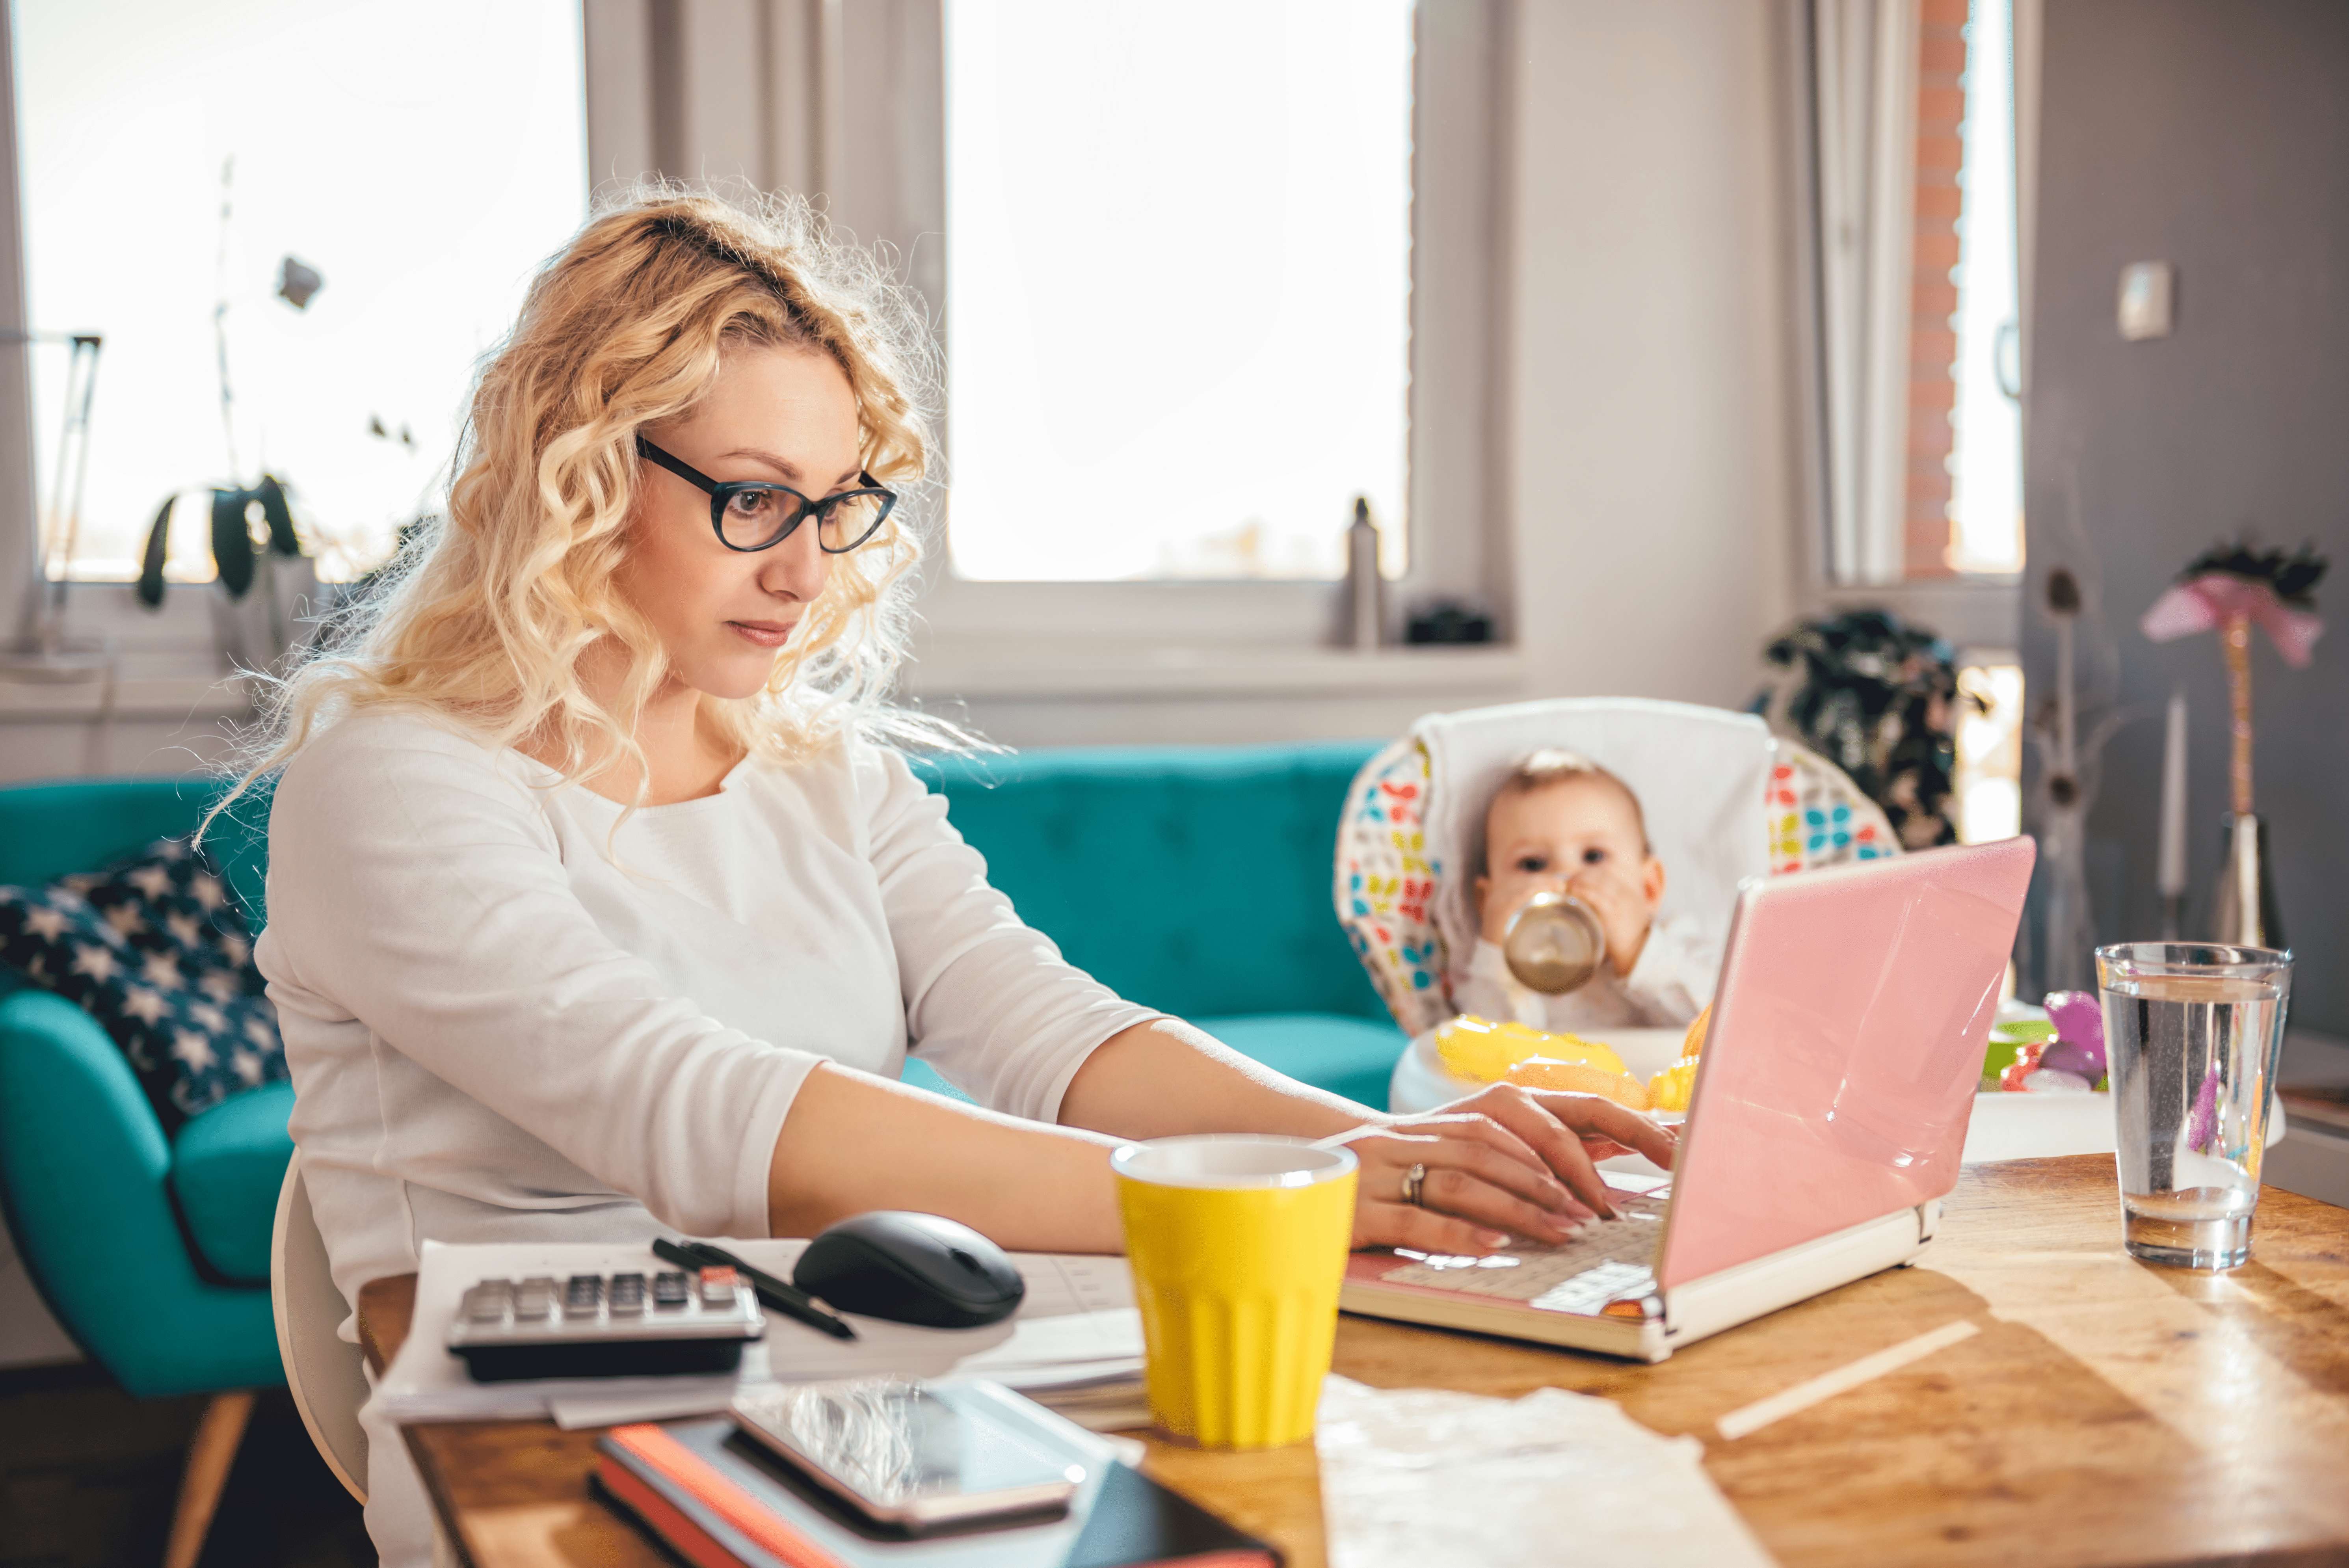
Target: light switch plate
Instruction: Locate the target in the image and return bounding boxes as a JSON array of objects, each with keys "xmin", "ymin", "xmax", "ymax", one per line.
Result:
[{"xmin": 2118, "ymin": 262, "xmax": 2175, "ymax": 340}]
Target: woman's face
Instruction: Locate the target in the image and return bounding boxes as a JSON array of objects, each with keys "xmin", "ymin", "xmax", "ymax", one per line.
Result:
[{"xmin": 622, "ymin": 342, "xmax": 863, "ymax": 701}]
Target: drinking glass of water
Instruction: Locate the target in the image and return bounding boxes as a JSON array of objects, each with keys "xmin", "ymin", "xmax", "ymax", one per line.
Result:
[{"xmin": 2096, "ymin": 942, "xmax": 2292, "ymax": 1270}]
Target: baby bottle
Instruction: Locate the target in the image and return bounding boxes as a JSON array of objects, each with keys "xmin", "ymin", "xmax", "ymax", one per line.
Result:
[{"xmin": 1503, "ymin": 892, "xmax": 1607, "ymax": 994}]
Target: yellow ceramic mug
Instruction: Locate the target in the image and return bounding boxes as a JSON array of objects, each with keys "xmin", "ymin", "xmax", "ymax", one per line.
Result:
[{"xmin": 1111, "ymin": 1135, "xmax": 1358, "ymax": 1449}]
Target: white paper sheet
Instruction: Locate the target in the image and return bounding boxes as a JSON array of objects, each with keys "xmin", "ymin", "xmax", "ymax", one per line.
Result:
[
  {"xmin": 376, "ymin": 1238, "xmax": 1142, "ymax": 1425},
  {"xmin": 1316, "ymin": 1377, "xmax": 1775, "ymax": 1568}
]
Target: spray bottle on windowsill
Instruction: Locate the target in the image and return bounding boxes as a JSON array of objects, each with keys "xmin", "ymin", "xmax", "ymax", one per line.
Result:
[{"xmin": 1341, "ymin": 496, "xmax": 1384, "ymax": 651}]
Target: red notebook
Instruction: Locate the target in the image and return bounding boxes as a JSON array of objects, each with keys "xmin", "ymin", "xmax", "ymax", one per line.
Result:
[{"xmin": 595, "ymin": 1418, "xmax": 1280, "ymax": 1568}]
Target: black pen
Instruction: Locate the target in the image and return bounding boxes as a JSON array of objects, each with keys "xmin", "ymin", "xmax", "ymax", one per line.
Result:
[{"xmin": 653, "ymin": 1237, "xmax": 858, "ymax": 1341}]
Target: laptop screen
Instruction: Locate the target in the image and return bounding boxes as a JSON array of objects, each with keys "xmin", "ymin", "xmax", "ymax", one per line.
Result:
[{"xmin": 1654, "ymin": 837, "xmax": 2035, "ymax": 1291}]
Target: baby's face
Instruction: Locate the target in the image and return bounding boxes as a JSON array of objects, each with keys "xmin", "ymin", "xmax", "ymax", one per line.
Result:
[{"xmin": 1476, "ymin": 777, "xmax": 1661, "ymax": 942}]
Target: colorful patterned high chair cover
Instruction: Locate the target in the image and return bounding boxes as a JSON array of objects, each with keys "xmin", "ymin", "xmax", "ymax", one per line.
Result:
[{"xmin": 1334, "ymin": 702, "xmax": 1900, "ymax": 1037}]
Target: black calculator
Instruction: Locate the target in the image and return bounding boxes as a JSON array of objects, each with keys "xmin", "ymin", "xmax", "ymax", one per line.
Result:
[{"xmin": 446, "ymin": 1267, "xmax": 765, "ymax": 1382}]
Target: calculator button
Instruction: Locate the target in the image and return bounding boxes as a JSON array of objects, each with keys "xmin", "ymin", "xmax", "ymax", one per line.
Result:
[
  {"xmin": 698, "ymin": 1266, "xmax": 738, "ymax": 1307},
  {"xmin": 563, "ymin": 1275, "xmax": 604, "ymax": 1318},
  {"xmin": 651, "ymin": 1271, "xmax": 691, "ymax": 1309},
  {"xmin": 513, "ymin": 1277, "xmax": 558, "ymax": 1320},
  {"xmin": 608, "ymin": 1272, "xmax": 647, "ymax": 1315},
  {"xmin": 461, "ymin": 1281, "xmax": 513, "ymax": 1323}
]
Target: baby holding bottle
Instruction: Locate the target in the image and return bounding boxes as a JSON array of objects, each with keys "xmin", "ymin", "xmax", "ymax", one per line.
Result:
[{"xmin": 1455, "ymin": 749, "xmax": 1717, "ymax": 1031}]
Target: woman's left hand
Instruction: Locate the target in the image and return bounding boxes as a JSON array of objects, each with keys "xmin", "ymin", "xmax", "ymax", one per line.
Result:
[{"xmin": 1318, "ymin": 1085, "xmax": 1677, "ymax": 1256}]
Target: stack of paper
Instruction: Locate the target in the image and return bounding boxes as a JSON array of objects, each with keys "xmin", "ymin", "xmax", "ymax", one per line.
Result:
[
  {"xmin": 376, "ymin": 1238, "xmax": 1144, "ymax": 1431},
  {"xmin": 1315, "ymin": 1377, "xmax": 1775, "ymax": 1568}
]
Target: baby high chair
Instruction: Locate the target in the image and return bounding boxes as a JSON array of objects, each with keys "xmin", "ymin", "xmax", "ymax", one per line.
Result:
[{"xmin": 1334, "ymin": 697, "xmax": 1898, "ymax": 1041}]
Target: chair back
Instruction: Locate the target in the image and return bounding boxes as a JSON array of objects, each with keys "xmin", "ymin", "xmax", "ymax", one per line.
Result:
[
  {"xmin": 1336, "ymin": 700, "xmax": 1899, "ymax": 1036},
  {"xmin": 270, "ymin": 1156, "xmax": 368, "ymax": 1502}
]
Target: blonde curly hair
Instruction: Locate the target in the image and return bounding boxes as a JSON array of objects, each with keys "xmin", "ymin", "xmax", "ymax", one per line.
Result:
[{"xmin": 214, "ymin": 185, "xmax": 947, "ymax": 824}]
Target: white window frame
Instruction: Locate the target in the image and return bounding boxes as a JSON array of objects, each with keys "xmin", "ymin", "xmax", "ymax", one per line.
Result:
[
  {"xmin": 2, "ymin": 2, "xmax": 230, "ymax": 694},
  {"xmin": 587, "ymin": 0, "xmax": 1520, "ymax": 685},
  {"xmin": 0, "ymin": 1, "xmax": 39, "ymax": 650},
  {"xmin": 1786, "ymin": 0, "xmax": 2042, "ymax": 654},
  {"xmin": 0, "ymin": 0, "xmax": 597, "ymax": 693}
]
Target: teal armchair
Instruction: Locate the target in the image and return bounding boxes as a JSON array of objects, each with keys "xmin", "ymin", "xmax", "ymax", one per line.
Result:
[
  {"xmin": 0, "ymin": 776, "xmax": 285, "ymax": 1391},
  {"xmin": 0, "ymin": 777, "xmax": 287, "ymax": 1568},
  {"xmin": 0, "ymin": 742, "xmax": 1406, "ymax": 1562}
]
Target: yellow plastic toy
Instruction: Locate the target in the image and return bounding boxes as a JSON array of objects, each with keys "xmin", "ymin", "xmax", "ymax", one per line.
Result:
[
  {"xmin": 1504, "ymin": 1055, "xmax": 1651, "ymax": 1110},
  {"xmin": 1434, "ymin": 1015, "xmax": 1627, "ymax": 1083},
  {"xmin": 1638, "ymin": 1003, "xmax": 1714, "ymax": 1112},
  {"xmin": 1681, "ymin": 1004, "xmax": 1712, "ymax": 1059},
  {"xmin": 1647, "ymin": 1056, "xmax": 1700, "ymax": 1112}
]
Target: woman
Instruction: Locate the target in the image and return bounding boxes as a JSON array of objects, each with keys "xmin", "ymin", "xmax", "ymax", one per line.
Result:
[{"xmin": 244, "ymin": 190, "xmax": 1673, "ymax": 1562}]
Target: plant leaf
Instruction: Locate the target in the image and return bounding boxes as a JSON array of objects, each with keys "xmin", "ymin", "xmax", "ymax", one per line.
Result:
[
  {"xmin": 255, "ymin": 472, "xmax": 302, "ymax": 556},
  {"xmin": 137, "ymin": 494, "xmax": 175, "ymax": 608},
  {"xmin": 211, "ymin": 487, "xmax": 257, "ymax": 599}
]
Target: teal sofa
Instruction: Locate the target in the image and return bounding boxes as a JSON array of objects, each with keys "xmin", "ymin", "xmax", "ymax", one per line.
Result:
[
  {"xmin": 0, "ymin": 740, "xmax": 1403, "ymax": 1402},
  {"xmin": 908, "ymin": 742, "xmax": 1404, "ymax": 1108}
]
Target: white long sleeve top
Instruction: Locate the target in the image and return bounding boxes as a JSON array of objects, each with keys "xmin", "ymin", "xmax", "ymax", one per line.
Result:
[
  {"xmin": 256, "ymin": 711, "xmax": 1158, "ymax": 1328},
  {"xmin": 1448, "ymin": 911, "xmax": 1716, "ymax": 1033}
]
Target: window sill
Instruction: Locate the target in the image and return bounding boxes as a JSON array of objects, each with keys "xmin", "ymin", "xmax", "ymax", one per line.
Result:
[
  {"xmin": 0, "ymin": 644, "xmax": 1527, "ymax": 717},
  {"xmin": 1817, "ymin": 577, "xmax": 2021, "ymax": 653},
  {"xmin": 900, "ymin": 641, "xmax": 1526, "ymax": 701},
  {"xmin": 0, "ymin": 668, "xmax": 255, "ymax": 723}
]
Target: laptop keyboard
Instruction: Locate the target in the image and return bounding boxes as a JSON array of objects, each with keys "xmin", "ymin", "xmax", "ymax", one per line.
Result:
[{"xmin": 1378, "ymin": 1190, "xmax": 1668, "ymax": 1315}]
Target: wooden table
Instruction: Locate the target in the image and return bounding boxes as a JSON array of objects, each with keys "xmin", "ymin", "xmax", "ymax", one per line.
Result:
[{"xmin": 360, "ymin": 1156, "xmax": 2349, "ymax": 1568}]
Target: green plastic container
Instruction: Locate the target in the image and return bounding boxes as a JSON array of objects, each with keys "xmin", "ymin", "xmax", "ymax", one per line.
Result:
[{"xmin": 1982, "ymin": 1018, "xmax": 2057, "ymax": 1086}]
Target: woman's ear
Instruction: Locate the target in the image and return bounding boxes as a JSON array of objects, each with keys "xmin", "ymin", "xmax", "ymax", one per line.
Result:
[
  {"xmin": 1473, "ymin": 872, "xmax": 1491, "ymax": 916},
  {"xmin": 1641, "ymin": 856, "xmax": 1666, "ymax": 908}
]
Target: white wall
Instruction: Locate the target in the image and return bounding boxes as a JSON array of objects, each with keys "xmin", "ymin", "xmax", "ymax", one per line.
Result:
[
  {"xmin": 1504, "ymin": 0, "xmax": 1801, "ymax": 713},
  {"xmin": 0, "ymin": 1222, "xmax": 77, "ymax": 1365}
]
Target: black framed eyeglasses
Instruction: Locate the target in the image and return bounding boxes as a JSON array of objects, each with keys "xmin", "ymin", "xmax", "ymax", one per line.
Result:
[{"xmin": 635, "ymin": 435, "xmax": 897, "ymax": 554}]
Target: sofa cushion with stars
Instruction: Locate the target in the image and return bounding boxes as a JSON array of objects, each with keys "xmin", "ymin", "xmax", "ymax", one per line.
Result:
[{"xmin": 0, "ymin": 836, "xmax": 285, "ymax": 1129}]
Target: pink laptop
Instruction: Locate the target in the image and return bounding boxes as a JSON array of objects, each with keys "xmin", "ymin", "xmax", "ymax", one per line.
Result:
[{"xmin": 1339, "ymin": 837, "xmax": 2037, "ymax": 1362}]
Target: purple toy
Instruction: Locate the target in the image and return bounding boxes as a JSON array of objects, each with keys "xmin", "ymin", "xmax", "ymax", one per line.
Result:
[
  {"xmin": 2039, "ymin": 1039, "xmax": 2102, "ymax": 1079},
  {"xmin": 2187, "ymin": 1065, "xmax": 2222, "ymax": 1153},
  {"xmin": 2041, "ymin": 990, "xmax": 2107, "ymax": 1079}
]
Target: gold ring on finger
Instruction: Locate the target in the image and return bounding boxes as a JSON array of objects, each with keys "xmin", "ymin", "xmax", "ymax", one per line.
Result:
[{"xmin": 1401, "ymin": 1161, "xmax": 1428, "ymax": 1207}]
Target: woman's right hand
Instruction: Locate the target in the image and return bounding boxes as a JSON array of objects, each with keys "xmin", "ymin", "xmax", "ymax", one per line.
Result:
[{"xmin": 1318, "ymin": 1086, "xmax": 1677, "ymax": 1256}]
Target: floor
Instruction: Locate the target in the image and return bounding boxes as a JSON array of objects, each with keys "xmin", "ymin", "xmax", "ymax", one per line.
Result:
[{"xmin": 0, "ymin": 1363, "xmax": 370, "ymax": 1568}]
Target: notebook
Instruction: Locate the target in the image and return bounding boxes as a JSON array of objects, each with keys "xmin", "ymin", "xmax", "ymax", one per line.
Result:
[{"xmin": 595, "ymin": 1416, "xmax": 1278, "ymax": 1568}]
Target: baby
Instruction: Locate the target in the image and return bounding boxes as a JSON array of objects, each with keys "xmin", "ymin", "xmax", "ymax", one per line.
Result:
[{"xmin": 1454, "ymin": 749, "xmax": 1715, "ymax": 1031}]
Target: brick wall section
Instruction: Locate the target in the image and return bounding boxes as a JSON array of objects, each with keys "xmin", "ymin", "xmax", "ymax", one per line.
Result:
[{"xmin": 1905, "ymin": 0, "xmax": 1970, "ymax": 577}]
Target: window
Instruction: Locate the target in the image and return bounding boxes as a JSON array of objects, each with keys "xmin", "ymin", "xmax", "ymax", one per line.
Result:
[
  {"xmin": 1942, "ymin": 0, "xmax": 2022, "ymax": 575},
  {"xmin": 941, "ymin": 0, "xmax": 1413, "ymax": 582},
  {"xmin": 11, "ymin": 0, "xmax": 586, "ymax": 584},
  {"xmin": 1954, "ymin": 658, "xmax": 2023, "ymax": 842},
  {"xmin": 1809, "ymin": 2, "xmax": 2029, "ymax": 845},
  {"xmin": 1811, "ymin": 0, "xmax": 2024, "ymax": 584}
]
